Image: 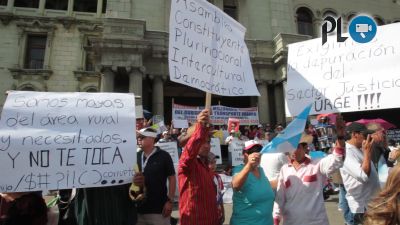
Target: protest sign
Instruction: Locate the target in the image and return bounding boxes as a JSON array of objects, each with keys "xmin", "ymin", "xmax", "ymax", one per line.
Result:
[
  {"xmin": 286, "ymin": 23, "xmax": 400, "ymax": 116},
  {"xmin": 172, "ymin": 103, "xmax": 259, "ymax": 125},
  {"xmin": 169, "ymin": 0, "xmax": 260, "ymax": 96},
  {"xmin": 228, "ymin": 118, "xmax": 240, "ymax": 132},
  {"xmin": 230, "ymin": 140, "xmax": 244, "ymax": 166},
  {"xmin": 210, "ymin": 138, "xmax": 222, "ymax": 164},
  {"xmin": 0, "ymin": 91, "xmax": 136, "ymax": 192},
  {"xmin": 155, "ymin": 141, "xmax": 180, "ymax": 165},
  {"xmin": 172, "ymin": 119, "xmax": 189, "ymax": 128},
  {"xmin": 135, "ymin": 105, "xmax": 144, "ymax": 119},
  {"xmin": 387, "ymin": 129, "xmax": 400, "ymax": 143}
]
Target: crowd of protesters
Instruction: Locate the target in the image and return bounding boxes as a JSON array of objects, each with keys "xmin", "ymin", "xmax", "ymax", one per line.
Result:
[{"xmin": 1, "ymin": 109, "xmax": 400, "ymax": 225}]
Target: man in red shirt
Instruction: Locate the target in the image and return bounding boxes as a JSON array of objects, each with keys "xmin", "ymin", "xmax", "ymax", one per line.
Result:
[{"xmin": 178, "ymin": 109, "xmax": 219, "ymax": 225}]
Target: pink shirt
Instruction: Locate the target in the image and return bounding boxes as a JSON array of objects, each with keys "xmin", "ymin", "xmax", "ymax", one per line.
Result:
[{"xmin": 274, "ymin": 148, "xmax": 344, "ymax": 225}]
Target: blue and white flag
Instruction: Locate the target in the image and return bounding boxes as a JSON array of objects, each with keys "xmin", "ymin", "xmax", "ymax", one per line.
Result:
[{"xmin": 261, "ymin": 105, "xmax": 312, "ymax": 154}]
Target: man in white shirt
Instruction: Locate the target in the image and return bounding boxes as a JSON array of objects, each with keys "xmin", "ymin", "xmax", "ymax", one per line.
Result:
[
  {"xmin": 273, "ymin": 116, "xmax": 346, "ymax": 225},
  {"xmin": 340, "ymin": 122, "xmax": 380, "ymax": 225}
]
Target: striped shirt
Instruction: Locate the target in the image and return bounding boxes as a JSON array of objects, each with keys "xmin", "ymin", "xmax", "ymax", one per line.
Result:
[{"xmin": 178, "ymin": 123, "xmax": 219, "ymax": 225}]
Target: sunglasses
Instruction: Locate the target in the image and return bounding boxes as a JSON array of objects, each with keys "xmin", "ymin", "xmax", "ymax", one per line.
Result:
[{"xmin": 245, "ymin": 145, "xmax": 262, "ymax": 154}]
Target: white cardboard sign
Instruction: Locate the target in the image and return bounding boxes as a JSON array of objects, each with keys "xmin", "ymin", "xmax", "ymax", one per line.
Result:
[
  {"xmin": 210, "ymin": 138, "xmax": 222, "ymax": 164},
  {"xmin": 229, "ymin": 140, "xmax": 244, "ymax": 166},
  {"xmin": 156, "ymin": 141, "xmax": 180, "ymax": 165},
  {"xmin": 0, "ymin": 91, "xmax": 136, "ymax": 192},
  {"xmin": 169, "ymin": 0, "xmax": 260, "ymax": 96},
  {"xmin": 286, "ymin": 23, "xmax": 400, "ymax": 116}
]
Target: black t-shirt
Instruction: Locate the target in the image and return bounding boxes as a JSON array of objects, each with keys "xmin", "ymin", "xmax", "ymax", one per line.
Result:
[{"xmin": 137, "ymin": 147, "xmax": 175, "ymax": 214}]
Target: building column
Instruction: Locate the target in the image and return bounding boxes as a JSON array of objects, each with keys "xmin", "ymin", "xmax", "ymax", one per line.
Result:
[
  {"xmin": 274, "ymin": 82, "xmax": 286, "ymax": 125},
  {"xmin": 313, "ymin": 18, "xmax": 322, "ymax": 37},
  {"xmin": 100, "ymin": 66, "xmax": 115, "ymax": 92},
  {"xmin": 257, "ymin": 80, "xmax": 270, "ymax": 124},
  {"xmin": 6, "ymin": 0, "xmax": 15, "ymax": 11},
  {"xmin": 151, "ymin": 75, "xmax": 164, "ymax": 116},
  {"xmin": 38, "ymin": 0, "xmax": 46, "ymax": 15},
  {"xmin": 96, "ymin": 0, "xmax": 103, "ymax": 17},
  {"xmin": 67, "ymin": 0, "xmax": 74, "ymax": 16},
  {"xmin": 128, "ymin": 66, "xmax": 144, "ymax": 105}
]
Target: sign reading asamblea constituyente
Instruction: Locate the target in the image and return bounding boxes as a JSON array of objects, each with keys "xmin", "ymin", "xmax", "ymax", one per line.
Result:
[
  {"xmin": 285, "ymin": 22, "xmax": 400, "ymax": 116},
  {"xmin": 0, "ymin": 91, "xmax": 136, "ymax": 193},
  {"xmin": 169, "ymin": 0, "xmax": 260, "ymax": 97}
]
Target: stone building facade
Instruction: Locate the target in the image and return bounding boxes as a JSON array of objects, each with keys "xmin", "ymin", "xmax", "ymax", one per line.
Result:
[{"xmin": 0, "ymin": 0, "xmax": 399, "ymax": 124}]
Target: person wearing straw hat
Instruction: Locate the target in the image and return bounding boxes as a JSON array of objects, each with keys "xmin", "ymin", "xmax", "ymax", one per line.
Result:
[
  {"xmin": 273, "ymin": 119, "xmax": 346, "ymax": 225},
  {"xmin": 230, "ymin": 140, "xmax": 275, "ymax": 225}
]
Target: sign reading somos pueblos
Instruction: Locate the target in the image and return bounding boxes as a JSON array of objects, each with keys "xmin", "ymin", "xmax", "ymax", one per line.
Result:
[
  {"xmin": 0, "ymin": 91, "xmax": 136, "ymax": 192},
  {"xmin": 169, "ymin": 0, "xmax": 260, "ymax": 96}
]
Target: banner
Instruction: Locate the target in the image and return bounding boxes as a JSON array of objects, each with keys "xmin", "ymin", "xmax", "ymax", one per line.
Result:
[
  {"xmin": 286, "ymin": 23, "xmax": 400, "ymax": 116},
  {"xmin": 210, "ymin": 138, "xmax": 222, "ymax": 164},
  {"xmin": 0, "ymin": 91, "xmax": 136, "ymax": 192},
  {"xmin": 172, "ymin": 103, "xmax": 259, "ymax": 125},
  {"xmin": 230, "ymin": 140, "xmax": 244, "ymax": 166},
  {"xmin": 169, "ymin": 0, "xmax": 260, "ymax": 96},
  {"xmin": 155, "ymin": 141, "xmax": 180, "ymax": 165}
]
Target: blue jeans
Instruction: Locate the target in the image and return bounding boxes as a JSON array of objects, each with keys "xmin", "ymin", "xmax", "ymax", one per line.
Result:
[{"xmin": 339, "ymin": 184, "xmax": 354, "ymax": 225}]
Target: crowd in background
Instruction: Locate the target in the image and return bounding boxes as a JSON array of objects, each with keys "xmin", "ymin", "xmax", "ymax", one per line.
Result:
[{"xmin": 1, "ymin": 110, "xmax": 400, "ymax": 225}]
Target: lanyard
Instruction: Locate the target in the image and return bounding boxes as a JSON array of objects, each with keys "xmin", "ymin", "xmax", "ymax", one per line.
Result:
[{"xmin": 141, "ymin": 148, "xmax": 157, "ymax": 172}]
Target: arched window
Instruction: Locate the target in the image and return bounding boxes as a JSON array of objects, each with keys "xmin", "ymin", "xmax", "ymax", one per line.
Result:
[
  {"xmin": 322, "ymin": 10, "xmax": 337, "ymax": 35},
  {"xmin": 323, "ymin": 10, "xmax": 337, "ymax": 18},
  {"xmin": 348, "ymin": 13, "xmax": 356, "ymax": 23},
  {"xmin": 296, "ymin": 7, "xmax": 314, "ymax": 36},
  {"xmin": 374, "ymin": 17, "xmax": 385, "ymax": 26},
  {"xmin": 19, "ymin": 85, "xmax": 36, "ymax": 91},
  {"xmin": 85, "ymin": 87, "xmax": 98, "ymax": 92}
]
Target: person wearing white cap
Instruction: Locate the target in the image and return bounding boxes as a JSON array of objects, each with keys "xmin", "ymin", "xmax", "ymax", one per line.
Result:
[
  {"xmin": 273, "ymin": 116, "xmax": 346, "ymax": 225},
  {"xmin": 136, "ymin": 127, "xmax": 176, "ymax": 225},
  {"xmin": 230, "ymin": 140, "xmax": 275, "ymax": 225}
]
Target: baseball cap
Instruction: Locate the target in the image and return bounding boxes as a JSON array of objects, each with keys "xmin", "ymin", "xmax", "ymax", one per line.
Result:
[
  {"xmin": 346, "ymin": 122, "xmax": 374, "ymax": 134},
  {"xmin": 208, "ymin": 152, "xmax": 220, "ymax": 161},
  {"xmin": 244, "ymin": 140, "xmax": 262, "ymax": 152},
  {"xmin": 137, "ymin": 127, "xmax": 157, "ymax": 138}
]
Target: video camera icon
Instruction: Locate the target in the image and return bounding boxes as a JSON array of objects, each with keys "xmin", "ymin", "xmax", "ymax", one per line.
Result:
[
  {"xmin": 355, "ymin": 24, "xmax": 373, "ymax": 38},
  {"xmin": 349, "ymin": 16, "xmax": 377, "ymax": 43}
]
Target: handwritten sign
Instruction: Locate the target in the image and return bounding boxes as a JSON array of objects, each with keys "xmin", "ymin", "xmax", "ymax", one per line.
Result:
[
  {"xmin": 286, "ymin": 23, "xmax": 400, "ymax": 116},
  {"xmin": 169, "ymin": 0, "xmax": 259, "ymax": 96},
  {"xmin": 156, "ymin": 141, "xmax": 180, "ymax": 165},
  {"xmin": 229, "ymin": 140, "xmax": 244, "ymax": 166},
  {"xmin": 387, "ymin": 129, "xmax": 400, "ymax": 143},
  {"xmin": 210, "ymin": 138, "xmax": 222, "ymax": 164},
  {"xmin": 172, "ymin": 103, "xmax": 259, "ymax": 125},
  {"xmin": 0, "ymin": 91, "xmax": 136, "ymax": 192}
]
